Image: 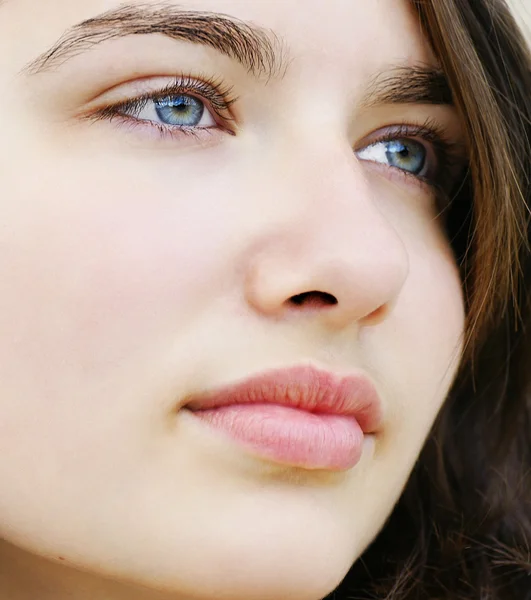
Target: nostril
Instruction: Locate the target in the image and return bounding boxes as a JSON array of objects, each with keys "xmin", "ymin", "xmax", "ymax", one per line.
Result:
[{"xmin": 289, "ymin": 291, "xmax": 338, "ymax": 308}]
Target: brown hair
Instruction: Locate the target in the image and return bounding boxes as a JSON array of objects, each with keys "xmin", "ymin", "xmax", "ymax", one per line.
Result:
[{"xmin": 331, "ymin": 1, "xmax": 531, "ymax": 598}]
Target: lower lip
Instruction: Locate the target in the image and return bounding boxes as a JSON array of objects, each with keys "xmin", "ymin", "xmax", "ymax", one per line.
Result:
[{"xmin": 190, "ymin": 403, "xmax": 365, "ymax": 470}]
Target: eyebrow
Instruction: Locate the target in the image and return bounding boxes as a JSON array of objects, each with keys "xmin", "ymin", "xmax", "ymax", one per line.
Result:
[
  {"xmin": 22, "ymin": 3, "xmax": 286, "ymax": 79},
  {"xmin": 362, "ymin": 65, "xmax": 453, "ymax": 107}
]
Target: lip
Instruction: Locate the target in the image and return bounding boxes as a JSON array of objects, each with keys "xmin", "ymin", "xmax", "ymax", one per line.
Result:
[{"xmin": 184, "ymin": 365, "xmax": 383, "ymax": 470}]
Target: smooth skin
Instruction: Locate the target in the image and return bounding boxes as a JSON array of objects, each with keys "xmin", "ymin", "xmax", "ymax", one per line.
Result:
[{"xmin": 0, "ymin": 1, "xmax": 465, "ymax": 599}]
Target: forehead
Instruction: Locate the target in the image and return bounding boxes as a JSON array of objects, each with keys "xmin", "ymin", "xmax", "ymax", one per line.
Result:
[{"xmin": 0, "ymin": 0, "xmax": 436, "ymax": 79}]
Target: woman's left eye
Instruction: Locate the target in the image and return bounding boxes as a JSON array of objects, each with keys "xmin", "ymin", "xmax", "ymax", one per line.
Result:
[
  {"xmin": 124, "ymin": 94, "xmax": 216, "ymax": 129},
  {"xmin": 356, "ymin": 138, "xmax": 427, "ymax": 176}
]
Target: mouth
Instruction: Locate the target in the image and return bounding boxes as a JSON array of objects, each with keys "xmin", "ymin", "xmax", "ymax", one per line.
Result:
[{"xmin": 183, "ymin": 365, "xmax": 383, "ymax": 471}]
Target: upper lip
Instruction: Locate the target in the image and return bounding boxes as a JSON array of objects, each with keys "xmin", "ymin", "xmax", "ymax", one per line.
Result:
[{"xmin": 184, "ymin": 365, "xmax": 383, "ymax": 433}]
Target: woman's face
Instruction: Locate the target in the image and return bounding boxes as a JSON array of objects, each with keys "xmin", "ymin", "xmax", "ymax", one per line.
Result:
[{"xmin": 0, "ymin": 1, "xmax": 465, "ymax": 599}]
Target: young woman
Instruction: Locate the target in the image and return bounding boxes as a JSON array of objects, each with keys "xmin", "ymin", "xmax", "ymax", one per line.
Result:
[{"xmin": 0, "ymin": 1, "xmax": 529, "ymax": 599}]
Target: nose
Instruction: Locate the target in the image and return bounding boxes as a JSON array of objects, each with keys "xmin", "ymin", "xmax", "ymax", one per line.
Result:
[{"xmin": 244, "ymin": 141, "xmax": 409, "ymax": 329}]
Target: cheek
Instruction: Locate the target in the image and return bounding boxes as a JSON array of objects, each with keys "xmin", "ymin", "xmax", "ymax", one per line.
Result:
[
  {"xmin": 0, "ymin": 163, "xmax": 230, "ymax": 364},
  {"xmin": 394, "ymin": 235, "xmax": 464, "ymax": 359},
  {"xmin": 402, "ymin": 225, "xmax": 465, "ymax": 382},
  {"xmin": 364, "ymin": 216, "xmax": 465, "ymax": 468},
  {"xmin": 350, "ymin": 217, "xmax": 465, "ymax": 527},
  {"xmin": 0, "ymin": 163, "xmax": 242, "ymax": 457}
]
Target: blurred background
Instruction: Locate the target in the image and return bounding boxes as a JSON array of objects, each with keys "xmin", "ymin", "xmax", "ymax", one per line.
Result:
[{"xmin": 508, "ymin": 0, "xmax": 531, "ymax": 35}]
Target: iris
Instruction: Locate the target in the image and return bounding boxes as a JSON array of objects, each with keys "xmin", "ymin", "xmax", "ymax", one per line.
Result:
[
  {"xmin": 154, "ymin": 95, "xmax": 205, "ymax": 127},
  {"xmin": 384, "ymin": 139, "xmax": 426, "ymax": 175}
]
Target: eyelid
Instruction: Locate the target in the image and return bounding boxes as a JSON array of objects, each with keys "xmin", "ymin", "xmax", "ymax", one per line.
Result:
[
  {"xmin": 355, "ymin": 120, "xmax": 467, "ymax": 191},
  {"xmin": 83, "ymin": 74, "xmax": 239, "ymax": 125},
  {"xmin": 355, "ymin": 121, "xmax": 455, "ymax": 154}
]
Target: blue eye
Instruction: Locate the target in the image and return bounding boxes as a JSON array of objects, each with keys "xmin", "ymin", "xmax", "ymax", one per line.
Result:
[
  {"xmin": 118, "ymin": 93, "xmax": 217, "ymax": 129},
  {"xmin": 154, "ymin": 95, "xmax": 206, "ymax": 127},
  {"xmin": 384, "ymin": 139, "xmax": 426, "ymax": 174},
  {"xmin": 357, "ymin": 138, "xmax": 427, "ymax": 176}
]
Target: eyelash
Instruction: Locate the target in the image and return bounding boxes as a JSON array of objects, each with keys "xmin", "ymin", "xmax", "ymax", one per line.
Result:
[
  {"xmin": 89, "ymin": 74, "xmax": 238, "ymax": 139},
  {"xmin": 89, "ymin": 77, "xmax": 464, "ymax": 194},
  {"xmin": 358, "ymin": 121, "xmax": 463, "ymax": 192}
]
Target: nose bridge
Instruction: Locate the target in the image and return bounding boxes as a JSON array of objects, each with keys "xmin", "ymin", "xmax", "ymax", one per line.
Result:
[{"xmin": 244, "ymin": 135, "xmax": 410, "ymax": 326}]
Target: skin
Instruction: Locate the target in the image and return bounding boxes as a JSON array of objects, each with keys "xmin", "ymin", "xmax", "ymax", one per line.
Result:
[{"xmin": 0, "ymin": 1, "xmax": 466, "ymax": 599}]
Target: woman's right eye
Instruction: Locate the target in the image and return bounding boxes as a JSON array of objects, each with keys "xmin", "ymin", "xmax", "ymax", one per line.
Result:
[
  {"xmin": 88, "ymin": 75, "xmax": 238, "ymax": 139},
  {"xmin": 120, "ymin": 94, "xmax": 216, "ymax": 129}
]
